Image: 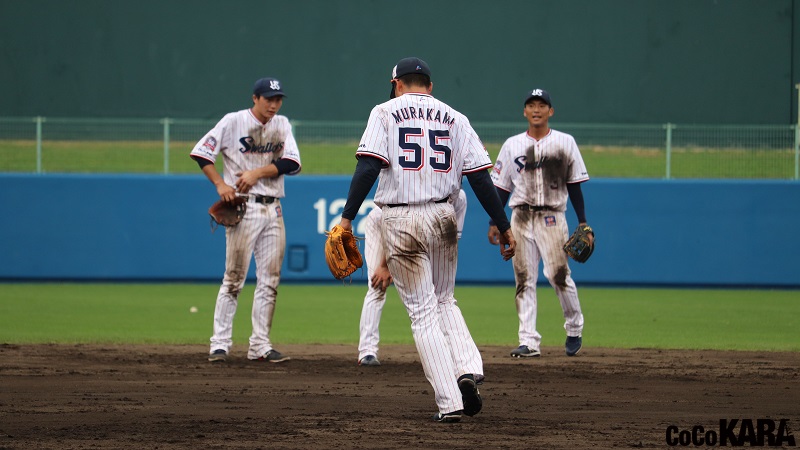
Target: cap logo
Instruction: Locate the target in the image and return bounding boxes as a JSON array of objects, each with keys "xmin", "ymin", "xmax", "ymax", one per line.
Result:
[
  {"xmin": 531, "ymin": 89, "xmax": 543, "ymax": 96},
  {"xmin": 416, "ymin": 65, "xmax": 421, "ymax": 70},
  {"xmin": 269, "ymin": 80, "xmax": 281, "ymax": 90}
]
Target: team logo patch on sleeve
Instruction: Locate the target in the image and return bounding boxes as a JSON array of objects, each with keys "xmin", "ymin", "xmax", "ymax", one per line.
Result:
[
  {"xmin": 545, "ymin": 215, "xmax": 556, "ymax": 227},
  {"xmin": 275, "ymin": 205, "xmax": 282, "ymax": 218},
  {"xmin": 493, "ymin": 160, "xmax": 503, "ymax": 174},
  {"xmin": 202, "ymin": 137, "xmax": 217, "ymax": 151}
]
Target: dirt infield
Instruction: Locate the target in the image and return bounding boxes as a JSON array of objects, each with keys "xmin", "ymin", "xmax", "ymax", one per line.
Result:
[{"xmin": 1, "ymin": 344, "xmax": 797, "ymax": 449}]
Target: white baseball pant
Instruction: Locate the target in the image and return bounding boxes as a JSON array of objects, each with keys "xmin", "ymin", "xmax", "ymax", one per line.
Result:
[
  {"xmin": 511, "ymin": 209, "xmax": 584, "ymax": 352},
  {"xmin": 209, "ymin": 200, "xmax": 286, "ymax": 359},
  {"xmin": 382, "ymin": 202, "xmax": 483, "ymax": 414}
]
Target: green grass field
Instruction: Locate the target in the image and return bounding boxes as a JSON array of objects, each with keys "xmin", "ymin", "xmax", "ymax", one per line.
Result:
[
  {"xmin": 0, "ymin": 283, "xmax": 797, "ymax": 351},
  {"xmin": 1, "ymin": 139, "xmax": 796, "ymax": 178}
]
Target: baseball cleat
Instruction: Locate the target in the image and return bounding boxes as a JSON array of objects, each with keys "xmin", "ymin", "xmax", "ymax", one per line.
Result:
[
  {"xmin": 208, "ymin": 349, "xmax": 227, "ymax": 363},
  {"xmin": 458, "ymin": 374, "xmax": 483, "ymax": 417},
  {"xmin": 565, "ymin": 336, "xmax": 582, "ymax": 356},
  {"xmin": 252, "ymin": 349, "xmax": 291, "ymax": 363},
  {"xmin": 358, "ymin": 355, "xmax": 381, "ymax": 366},
  {"xmin": 433, "ymin": 410, "xmax": 463, "ymax": 423},
  {"xmin": 510, "ymin": 345, "xmax": 541, "ymax": 358}
]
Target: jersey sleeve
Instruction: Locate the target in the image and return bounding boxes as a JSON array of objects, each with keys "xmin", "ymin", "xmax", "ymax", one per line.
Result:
[
  {"xmin": 356, "ymin": 106, "xmax": 390, "ymax": 166},
  {"xmin": 566, "ymin": 135, "xmax": 589, "ymax": 183},
  {"xmin": 190, "ymin": 115, "xmax": 229, "ymax": 164},
  {"xmin": 490, "ymin": 139, "xmax": 514, "ymax": 192},
  {"xmin": 459, "ymin": 117, "xmax": 492, "ymax": 173},
  {"xmin": 280, "ymin": 120, "xmax": 302, "ymax": 175}
]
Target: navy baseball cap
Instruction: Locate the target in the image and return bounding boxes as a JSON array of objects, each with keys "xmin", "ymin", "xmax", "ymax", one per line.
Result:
[
  {"xmin": 253, "ymin": 77, "xmax": 286, "ymax": 98},
  {"xmin": 524, "ymin": 89, "xmax": 552, "ymax": 107},
  {"xmin": 390, "ymin": 57, "xmax": 431, "ymax": 98}
]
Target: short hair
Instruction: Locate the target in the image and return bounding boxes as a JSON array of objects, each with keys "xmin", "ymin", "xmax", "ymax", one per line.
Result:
[{"xmin": 398, "ymin": 73, "xmax": 431, "ymax": 89}]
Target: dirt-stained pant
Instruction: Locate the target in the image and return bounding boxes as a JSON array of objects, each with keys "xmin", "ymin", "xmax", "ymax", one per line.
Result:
[
  {"xmin": 210, "ymin": 200, "xmax": 285, "ymax": 359},
  {"xmin": 381, "ymin": 202, "xmax": 483, "ymax": 415},
  {"xmin": 512, "ymin": 208, "xmax": 584, "ymax": 351}
]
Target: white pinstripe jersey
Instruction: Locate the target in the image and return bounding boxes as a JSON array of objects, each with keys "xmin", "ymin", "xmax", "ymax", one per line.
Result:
[
  {"xmin": 491, "ymin": 129, "xmax": 588, "ymax": 212},
  {"xmin": 356, "ymin": 93, "xmax": 491, "ymax": 206},
  {"xmin": 190, "ymin": 109, "xmax": 301, "ymax": 198}
]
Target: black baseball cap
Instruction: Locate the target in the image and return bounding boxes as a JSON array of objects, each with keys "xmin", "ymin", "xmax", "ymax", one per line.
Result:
[
  {"xmin": 253, "ymin": 77, "xmax": 286, "ymax": 98},
  {"xmin": 523, "ymin": 89, "xmax": 552, "ymax": 107},
  {"xmin": 390, "ymin": 57, "xmax": 432, "ymax": 99}
]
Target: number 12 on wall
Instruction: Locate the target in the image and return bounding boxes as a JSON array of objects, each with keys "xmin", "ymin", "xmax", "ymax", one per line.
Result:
[{"xmin": 313, "ymin": 198, "xmax": 377, "ymax": 235}]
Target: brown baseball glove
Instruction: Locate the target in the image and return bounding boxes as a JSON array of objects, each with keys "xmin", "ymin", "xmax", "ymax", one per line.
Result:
[
  {"xmin": 208, "ymin": 197, "xmax": 247, "ymax": 232},
  {"xmin": 564, "ymin": 224, "xmax": 595, "ymax": 263},
  {"xmin": 324, "ymin": 225, "xmax": 363, "ymax": 280}
]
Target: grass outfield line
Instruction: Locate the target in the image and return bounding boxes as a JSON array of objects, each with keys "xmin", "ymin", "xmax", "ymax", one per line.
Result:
[{"xmin": 0, "ymin": 283, "xmax": 797, "ymax": 352}]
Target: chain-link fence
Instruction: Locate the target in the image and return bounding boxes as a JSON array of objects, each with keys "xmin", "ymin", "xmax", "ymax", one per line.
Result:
[{"xmin": 0, "ymin": 117, "xmax": 797, "ymax": 179}]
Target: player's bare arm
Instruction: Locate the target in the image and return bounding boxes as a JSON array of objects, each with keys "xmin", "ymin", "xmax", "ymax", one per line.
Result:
[{"xmin": 200, "ymin": 164, "xmax": 237, "ymax": 202}]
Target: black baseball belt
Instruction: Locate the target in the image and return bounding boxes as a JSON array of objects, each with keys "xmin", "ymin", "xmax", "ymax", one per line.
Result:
[
  {"xmin": 387, "ymin": 198, "xmax": 449, "ymax": 208},
  {"xmin": 515, "ymin": 204, "xmax": 554, "ymax": 212},
  {"xmin": 251, "ymin": 195, "xmax": 277, "ymax": 205}
]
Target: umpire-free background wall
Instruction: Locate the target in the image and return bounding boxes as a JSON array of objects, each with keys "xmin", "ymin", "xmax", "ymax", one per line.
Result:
[
  {"xmin": 1, "ymin": 174, "xmax": 798, "ymax": 288},
  {"xmin": 1, "ymin": 0, "xmax": 799, "ymax": 125}
]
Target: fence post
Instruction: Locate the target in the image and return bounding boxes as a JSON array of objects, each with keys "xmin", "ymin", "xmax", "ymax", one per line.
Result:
[
  {"xmin": 795, "ymin": 83, "xmax": 800, "ymax": 180},
  {"xmin": 794, "ymin": 124, "xmax": 799, "ymax": 181},
  {"xmin": 161, "ymin": 118, "xmax": 171, "ymax": 175},
  {"xmin": 34, "ymin": 116, "xmax": 44, "ymax": 174},
  {"xmin": 664, "ymin": 122, "xmax": 674, "ymax": 180}
]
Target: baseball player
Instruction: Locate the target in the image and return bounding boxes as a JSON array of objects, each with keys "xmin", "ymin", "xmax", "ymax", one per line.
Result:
[
  {"xmin": 357, "ymin": 189, "xmax": 468, "ymax": 367},
  {"xmin": 488, "ymin": 88, "xmax": 593, "ymax": 358},
  {"xmin": 190, "ymin": 77, "xmax": 301, "ymax": 364},
  {"xmin": 337, "ymin": 57, "xmax": 515, "ymax": 423}
]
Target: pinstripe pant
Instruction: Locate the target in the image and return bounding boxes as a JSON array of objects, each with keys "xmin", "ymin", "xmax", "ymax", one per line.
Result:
[
  {"xmin": 511, "ymin": 208, "xmax": 584, "ymax": 351},
  {"xmin": 209, "ymin": 200, "xmax": 285, "ymax": 359},
  {"xmin": 382, "ymin": 202, "xmax": 483, "ymax": 414}
]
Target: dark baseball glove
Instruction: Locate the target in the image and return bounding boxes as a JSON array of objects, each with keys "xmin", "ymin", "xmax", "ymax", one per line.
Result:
[
  {"xmin": 324, "ymin": 225, "xmax": 363, "ymax": 280},
  {"xmin": 564, "ymin": 224, "xmax": 595, "ymax": 263},
  {"xmin": 208, "ymin": 197, "xmax": 247, "ymax": 232}
]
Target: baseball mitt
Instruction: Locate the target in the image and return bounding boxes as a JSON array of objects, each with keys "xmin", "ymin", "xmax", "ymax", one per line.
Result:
[
  {"xmin": 564, "ymin": 224, "xmax": 595, "ymax": 263},
  {"xmin": 324, "ymin": 225, "xmax": 363, "ymax": 280},
  {"xmin": 208, "ymin": 197, "xmax": 247, "ymax": 232}
]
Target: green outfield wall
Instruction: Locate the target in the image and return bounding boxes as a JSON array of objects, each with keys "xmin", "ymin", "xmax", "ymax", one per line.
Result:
[{"xmin": 1, "ymin": 0, "xmax": 798, "ymax": 124}]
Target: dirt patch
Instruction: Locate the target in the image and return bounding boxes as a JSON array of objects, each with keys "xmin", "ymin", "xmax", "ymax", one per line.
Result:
[{"xmin": 0, "ymin": 344, "xmax": 797, "ymax": 449}]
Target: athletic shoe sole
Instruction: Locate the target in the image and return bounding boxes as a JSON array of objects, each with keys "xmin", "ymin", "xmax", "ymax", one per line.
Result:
[
  {"xmin": 433, "ymin": 411, "xmax": 463, "ymax": 423},
  {"xmin": 458, "ymin": 377, "xmax": 483, "ymax": 417},
  {"xmin": 208, "ymin": 351, "xmax": 227, "ymax": 363}
]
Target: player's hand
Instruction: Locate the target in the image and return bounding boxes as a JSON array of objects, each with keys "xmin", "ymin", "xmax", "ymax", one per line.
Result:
[
  {"xmin": 580, "ymin": 222, "xmax": 595, "ymax": 246},
  {"xmin": 498, "ymin": 229, "xmax": 516, "ymax": 261},
  {"xmin": 371, "ymin": 265, "xmax": 393, "ymax": 292},
  {"xmin": 337, "ymin": 218, "xmax": 353, "ymax": 232},
  {"xmin": 216, "ymin": 183, "xmax": 237, "ymax": 203},
  {"xmin": 487, "ymin": 225, "xmax": 501, "ymax": 245},
  {"xmin": 234, "ymin": 170, "xmax": 259, "ymax": 193}
]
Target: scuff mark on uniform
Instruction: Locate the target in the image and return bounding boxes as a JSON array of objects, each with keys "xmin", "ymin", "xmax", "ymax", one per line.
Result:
[
  {"xmin": 515, "ymin": 269, "xmax": 528, "ymax": 298},
  {"xmin": 553, "ymin": 265, "xmax": 569, "ymax": 288}
]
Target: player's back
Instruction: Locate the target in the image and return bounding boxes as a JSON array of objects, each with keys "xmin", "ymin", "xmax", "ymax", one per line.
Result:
[{"xmin": 362, "ymin": 93, "xmax": 488, "ymax": 206}]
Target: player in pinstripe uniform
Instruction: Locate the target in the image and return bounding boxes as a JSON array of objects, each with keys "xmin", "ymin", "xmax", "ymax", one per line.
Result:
[
  {"xmin": 488, "ymin": 89, "xmax": 593, "ymax": 358},
  {"xmin": 337, "ymin": 57, "xmax": 515, "ymax": 423},
  {"xmin": 357, "ymin": 189, "xmax": 468, "ymax": 367},
  {"xmin": 190, "ymin": 77, "xmax": 301, "ymax": 364}
]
